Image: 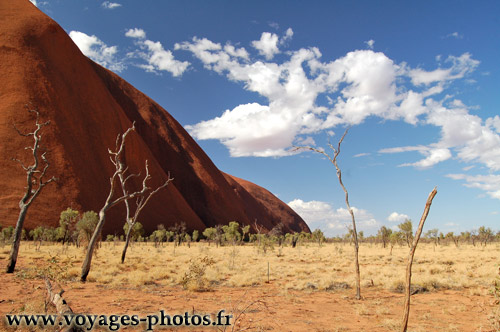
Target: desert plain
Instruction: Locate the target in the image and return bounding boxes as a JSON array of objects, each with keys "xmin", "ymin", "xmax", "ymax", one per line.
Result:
[{"xmin": 0, "ymin": 241, "xmax": 498, "ymax": 331}]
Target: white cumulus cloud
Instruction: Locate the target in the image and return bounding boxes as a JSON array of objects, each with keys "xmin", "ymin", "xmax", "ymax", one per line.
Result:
[
  {"xmin": 288, "ymin": 199, "xmax": 379, "ymax": 236},
  {"xmin": 280, "ymin": 28, "xmax": 294, "ymax": 45},
  {"xmin": 125, "ymin": 28, "xmax": 146, "ymax": 39},
  {"xmin": 102, "ymin": 1, "xmax": 122, "ymax": 9},
  {"xmin": 126, "ymin": 29, "xmax": 190, "ymax": 77},
  {"xmin": 446, "ymin": 174, "xmax": 500, "ymax": 200},
  {"xmin": 140, "ymin": 40, "xmax": 189, "ymax": 76},
  {"xmin": 408, "ymin": 53, "xmax": 479, "ymax": 86},
  {"xmin": 252, "ymin": 32, "xmax": 280, "ymax": 60},
  {"xmin": 180, "ymin": 45, "xmax": 426, "ymax": 157},
  {"xmin": 400, "ymin": 148, "xmax": 452, "ymax": 168},
  {"xmin": 178, "ymin": 37, "xmax": 326, "ymax": 156},
  {"xmin": 382, "ymin": 99, "xmax": 500, "ymax": 172},
  {"xmin": 185, "ymin": 103, "xmax": 296, "ymax": 157},
  {"xmin": 173, "ymin": 31, "xmax": 498, "ymax": 195},
  {"xmin": 365, "ymin": 39, "xmax": 375, "ymax": 49},
  {"xmin": 387, "ymin": 212, "xmax": 410, "ymax": 223},
  {"xmin": 69, "ymin": 31, "xmax": 124, "ymax": 72}
]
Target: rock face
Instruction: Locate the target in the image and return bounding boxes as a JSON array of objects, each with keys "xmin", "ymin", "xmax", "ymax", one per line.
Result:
[{"xmin": 0, "ymin": 0, "xmax": 310, "ymax": 235}]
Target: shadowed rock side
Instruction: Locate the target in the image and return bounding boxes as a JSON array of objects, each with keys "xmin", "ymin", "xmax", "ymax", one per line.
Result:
[
  {"xmin": 0, "ymin": 0, "xmax": 309, "ymax": 235},
  {"xmin": 223, "ymin": 174, "xmax": 310, "ymax": 233}
]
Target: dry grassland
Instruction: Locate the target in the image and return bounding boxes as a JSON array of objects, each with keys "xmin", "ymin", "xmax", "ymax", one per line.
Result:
[
  {"xmin": 0, "ymin": 241, "xmax": 498, "ymax": 331},
  {"xmin": 3, "ymin": 241, "xmax": 494, "ymax": 292}
]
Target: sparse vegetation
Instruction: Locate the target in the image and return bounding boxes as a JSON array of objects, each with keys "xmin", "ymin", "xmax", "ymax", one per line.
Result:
[
  {"xmin": 123, "ymin": 222, "xmax": 145, "ymax": 243},
  {"xmin": 76, "ymin": 211, "xmax": 99, "ymax": 247},
  {"xmin": 4, "ymin": 238, "xmax": 498, "ymax": 293},
  {"xmin": 378, "ymin": 226, "xmax": 392, "ymax": 248},
  {"xmin": 56, "ymin": 208, "xmax": 79, "ymax": 245},
  {"xmin": 223, "ymin": 221, "xmax": 241, "ymax": 246},
  {"xmin": 1, "ymin": 180, "xmax": 498, "ymax": 331},
  {"xmin": 398, "ymin": 219, "xmax": 414, "ymax": 248},
  {"xmin": 181, "ymin": 256, "xmax": 215, "ymax": 291},
  {"xmin": 1, "ymin": 237, "xmax": 498, "ymax": 331}
]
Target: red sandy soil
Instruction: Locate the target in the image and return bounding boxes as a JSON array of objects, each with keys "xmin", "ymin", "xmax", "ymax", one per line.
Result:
[
  {"xmin": 0, "ymin": 0, "xmax": 309, "ymax": 235},
  {"xmin": 0, "ymin": 270, "xmax": 496, "ymax": 332}
]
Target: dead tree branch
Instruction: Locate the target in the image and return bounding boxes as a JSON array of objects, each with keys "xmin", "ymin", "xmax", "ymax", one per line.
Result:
[
  {"xmin": 6, "ymin": 108, "xmax": 56, "ymax": 273},
  {"xmin": 80, "ymin": 122, "xmax": 162, "ymax": 281},
  {"xmin": 120, "ymin": 160, "xmax": 173, "ymax": 263},
  {"xmin": 401, "ymin": 187, "xmax": 438, "ymax": 332},
  {"xmin": 294, "ymin": 128, "xmax": 361, "ymax": 299}
]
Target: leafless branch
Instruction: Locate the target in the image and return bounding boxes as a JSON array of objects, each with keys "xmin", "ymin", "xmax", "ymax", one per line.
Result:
[
  {"xmin": 7, "ymin": 107, "xmax": 55, "ymax": 273},
  {"xmin": 123, "ymin": 170, "xmax": 139, "ymax": 184},
  {"xmin": 12, "ymin": 158, "xmax": 28, "ymax": 171},
  {"xmin": 120, "ymin": 159, "xmax": 174, "ymax": 263},
  {"xmin": 136, "ymin": 171, "xmax": 173, "ymax": 218},
  {"xmin": 293, "ymin": 127, "xmax": 361, "ymax": 299},
  {"xmin": 217, "ymin": 291, "xmax": 270, "ymax": 332},
  {"xmin": 81, "ymin": 121, "xmax": 174, "ymax": 278}
]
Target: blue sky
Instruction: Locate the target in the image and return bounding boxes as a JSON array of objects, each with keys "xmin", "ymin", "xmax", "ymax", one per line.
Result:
[{"xmin": 32, "ymin": 0, "xmax": 500, "ymax": 236}]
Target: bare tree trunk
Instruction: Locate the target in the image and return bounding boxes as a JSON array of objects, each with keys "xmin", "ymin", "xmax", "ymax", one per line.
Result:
[
  {"xmin": 344, "ymin": 197, "xmax": 361, "ymax": 300},
  {"xmin": 121, "ymin": 223, "xmax": 134, "ymax": 264},
  {"xmin": 81, "ymin": 209, "xmax": 107, "ymax": 281},
  {"xmin": 401, "ymin": 187, "xmax": 437, "ymax": 332},
  {"xmin": 6, "ymin": 206, "xmax": 28, "ymax": 273},
  {"xmin": 332, "ymin": 130, "xmax": 360, "ymax": 299}
]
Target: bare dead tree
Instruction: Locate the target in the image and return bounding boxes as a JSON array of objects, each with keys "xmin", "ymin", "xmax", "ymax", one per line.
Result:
[
  {"xmin": 295, "ymin": 128, "xmax": 361, "ymax": 299},
  {"xmin": 119, "ymin": 161, "xmax": 173, "ymax": 264},
  {"xmin": 6, "ymin": 109, "xmax": 56, "ymax": 273},
  {"xmin": 401, "ymin": 187, "xmax": 437, "ymax": 332},
  {"xmin": 80, "ymin": 123, "xmax": 156, "ymax": 282}
]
